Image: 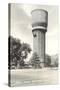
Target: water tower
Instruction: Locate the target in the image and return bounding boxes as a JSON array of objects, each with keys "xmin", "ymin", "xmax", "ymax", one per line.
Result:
[{"xmin": 31, "ymin": 9, "xmax": 48, "ymax": 67}]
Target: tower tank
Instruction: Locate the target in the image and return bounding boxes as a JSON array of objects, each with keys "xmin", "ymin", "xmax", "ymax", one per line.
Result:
[{"xmin": 31, "ymin": 9, "xmax": 48, "ymax": 67}]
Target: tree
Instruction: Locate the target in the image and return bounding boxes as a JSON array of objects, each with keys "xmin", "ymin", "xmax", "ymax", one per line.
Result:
[
  {"xmin": 51, "ymin": 54, "xmax": 58, "ymax": 67},
  {"xmin": 45, "ymin": 54, "xmax": 51, "ymax": 67},
  {"xmin": 29, "ymin": 52, "xmax": 40, "ymax": 68},
  {"xmin": 20, "ymin": 43, "xmax": 31, "ymax": 58},
  {"xmin": 8, "ymin": 36, "xmax": 31, "ymax": 69},
  {"xmin": 8, "ymin": 36, "xmax": 21, "ymax": 69}
]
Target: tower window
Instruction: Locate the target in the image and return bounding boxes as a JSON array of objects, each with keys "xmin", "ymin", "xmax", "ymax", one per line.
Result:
[{"xmin": 33, "ymin": 33, "xmax": 37, "ymax": 37}]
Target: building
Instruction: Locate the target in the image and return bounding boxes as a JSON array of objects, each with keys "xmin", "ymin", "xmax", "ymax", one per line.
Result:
[{"xmin": 31, "ymin": 9, "xmax": 48, "ymax": 67}]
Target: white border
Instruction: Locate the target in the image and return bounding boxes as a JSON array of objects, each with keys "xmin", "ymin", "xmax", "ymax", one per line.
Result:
[{"xmin": 0, "ymin": 0, "xmax": 60, "ymax": 90}]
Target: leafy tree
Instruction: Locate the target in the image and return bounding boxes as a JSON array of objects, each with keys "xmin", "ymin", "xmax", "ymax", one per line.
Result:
[
  {"xmin": 45, "ymin": 54, "xmax": 51, "ymax": 67},
  {"xmin": 51, "ymin": 54, "xmax": 58, "ymax": 67},
  {"xmin": 8, "ymin": 36, "xmax": 31, "ymax": 69},
  {"xmin": 29, "ymin": 52, "xmax": 40, "ymax": 68},
  {"xmin": 8, "ymin": 36, "xmax": 21, "ymax": 69},
  {"xmin": 20, "ymin": 43, "xmax": 31, "ymax": 58}
]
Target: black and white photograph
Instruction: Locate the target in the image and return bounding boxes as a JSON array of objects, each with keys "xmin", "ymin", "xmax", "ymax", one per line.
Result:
[{"xmin": 8, "ymin": 3, "xmax": 59, "ymax": 87}]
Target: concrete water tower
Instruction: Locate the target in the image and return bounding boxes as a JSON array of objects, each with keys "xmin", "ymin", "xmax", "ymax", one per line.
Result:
[{"xmin": 31, "ymin": 9, "xmax": 48, "ymax": 67}]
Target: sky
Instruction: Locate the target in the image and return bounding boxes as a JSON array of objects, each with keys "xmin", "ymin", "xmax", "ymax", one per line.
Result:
[{"xmin": 10, "ymin": 4, "xmax": 59, "ymax": 57}]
